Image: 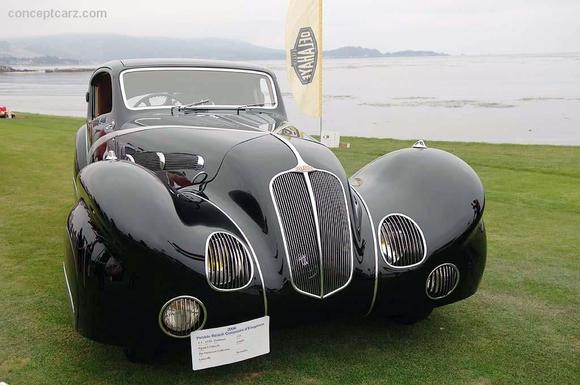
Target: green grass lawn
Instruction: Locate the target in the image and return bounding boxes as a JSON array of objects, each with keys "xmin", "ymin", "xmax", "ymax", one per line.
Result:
[{"xmin": 1, "ymin": 113, "xmax": 579, "ymax": 385}]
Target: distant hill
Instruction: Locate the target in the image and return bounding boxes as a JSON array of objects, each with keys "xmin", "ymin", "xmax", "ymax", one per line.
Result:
[
  {"xmin": 325, "ymin": 46, "xmax": 447, "ymax": 59},
  {"xmin": 0, "ymin": 34, "xmax": 285, "ymax": 64},
  {"xmin": 326, "ymin": 46, "xmax": 384, "ymax": 58},
  {"xmin": 384, "ymin": 50, "xmax": 448, "ymax": 57},
  {"xmin": 0, "ymin": 34, "xmax": 448, "ymax": 65},
  {"xmin": 0, "ymin": 55, "xmax": 79, "ymax": 66}
]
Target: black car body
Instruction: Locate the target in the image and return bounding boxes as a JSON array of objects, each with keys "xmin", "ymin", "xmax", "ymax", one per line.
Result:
[{"xmin": 64, "ymin": 59, "xmax": 486, "ymax": 360}]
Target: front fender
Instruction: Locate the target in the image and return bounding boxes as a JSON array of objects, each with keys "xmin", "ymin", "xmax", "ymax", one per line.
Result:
[
  {"xmin": 67, "ymin": 160, "xmax": 265, "ymax": 345},
  {"xmin": 351, "ymin": 146, "xmax": 486, "ymax": 313},
  {"xmin": 351, "ymin": 147, "xmax": 485, "ymax": 256}
]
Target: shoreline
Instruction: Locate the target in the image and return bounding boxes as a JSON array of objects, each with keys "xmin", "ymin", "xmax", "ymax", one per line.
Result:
[
  {"xmin": 3, "ymin": 111, "xmax": 579, "ymax": 148},
  {"xmin": 0, "ymin": 65, "xmax": 94, "ymax": 73}
]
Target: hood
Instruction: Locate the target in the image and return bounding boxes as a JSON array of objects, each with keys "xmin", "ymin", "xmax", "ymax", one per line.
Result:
[{"xmin": 108, "ymin": 114, "xmax": 279, "ymax": 188}]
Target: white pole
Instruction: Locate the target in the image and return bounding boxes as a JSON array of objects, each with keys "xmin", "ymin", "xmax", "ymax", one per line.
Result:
[{"xmin": 319, "ymin": 0, "xmax": 323, "ymax": 140}]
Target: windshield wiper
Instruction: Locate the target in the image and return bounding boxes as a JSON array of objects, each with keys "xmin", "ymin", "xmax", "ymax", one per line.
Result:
[
  {"xmin": 236, "ymin": 103, "xmax": 267, "ymax": 115},
  {"xmin": 171, "ymin": 99, "xmax": 212, "ymax": 115}
]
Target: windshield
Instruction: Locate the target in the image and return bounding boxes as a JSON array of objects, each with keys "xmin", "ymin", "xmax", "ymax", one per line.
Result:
[{"xmin": 120, "ymin": 68, "xmax": 278, "ymax": 110}]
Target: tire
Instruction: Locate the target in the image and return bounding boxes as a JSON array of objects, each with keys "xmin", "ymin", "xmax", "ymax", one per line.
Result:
[{"xmin": 390, "ymin": 306, "xmax": 433, "ymax": 325}]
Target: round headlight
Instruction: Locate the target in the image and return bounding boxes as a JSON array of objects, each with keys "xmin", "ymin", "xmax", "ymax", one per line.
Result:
[{"xmin": 159, "ymin": 296, "xmax": 206, "ymax": 338}]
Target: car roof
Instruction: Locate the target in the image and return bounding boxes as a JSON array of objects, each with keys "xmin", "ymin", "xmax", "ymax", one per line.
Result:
[{"xmin": 97, "ymin": 59, "xmax": 276, "ymax": 77}]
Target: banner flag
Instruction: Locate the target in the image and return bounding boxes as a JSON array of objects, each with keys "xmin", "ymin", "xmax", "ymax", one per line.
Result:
[{"xmin": 286, "ymin": 0, "xmax": 323, "ymax": 118}]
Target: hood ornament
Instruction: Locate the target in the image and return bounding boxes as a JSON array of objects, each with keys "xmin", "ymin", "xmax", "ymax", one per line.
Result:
[
  {"xmin": 294, "ymin": 163, "xmax": 316, "ymax": 173},
  {"xmin": 412, "ymin": 140, "xmax": 427, "ymax": 149}
]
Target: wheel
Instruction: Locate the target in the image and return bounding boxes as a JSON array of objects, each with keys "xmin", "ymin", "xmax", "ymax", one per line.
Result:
[{"xmin": 390, "ymin": 306, "xmax": 433, "ymax": 325}]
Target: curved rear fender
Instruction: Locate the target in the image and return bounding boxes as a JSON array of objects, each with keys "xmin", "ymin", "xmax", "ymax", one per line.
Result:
[
  {"xmin": 351, "ymin": 148, "xmax": 485, "ymax": 256},
  {"xmin": 74, "ymin": 125, "xmax": 88, "ymax": 177}
]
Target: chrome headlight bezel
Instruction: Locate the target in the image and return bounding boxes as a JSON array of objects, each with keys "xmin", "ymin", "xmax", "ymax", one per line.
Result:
[{"xmin": 158, "ymin": 296, "xmax": 207, "ymax": 338}]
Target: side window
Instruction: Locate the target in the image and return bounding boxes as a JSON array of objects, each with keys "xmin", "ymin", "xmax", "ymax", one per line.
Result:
[{"xmin": 91, "ymin": 72, "xmax": 112, "ymax": 119}]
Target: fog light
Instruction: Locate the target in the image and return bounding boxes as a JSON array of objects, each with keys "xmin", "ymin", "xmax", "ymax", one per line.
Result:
[
  {"xmin": 426, "ymin": 263, "xmax": 460, "ymax": 299},
  {"xmin": 159, "ymin": 296, "xmax": 206, "ymax": 338}
]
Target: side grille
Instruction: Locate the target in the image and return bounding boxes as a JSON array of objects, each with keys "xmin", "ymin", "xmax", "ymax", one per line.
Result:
[
  {"xmin": 426, "ymin": 263, "xmax": 460, "ymax": 299},
  {"xmin": 164, "ymin": 153, "xmax": 204, "ymax": 170},
  {"xmin": 131, "ymin": 151, "xmax": 163, "ymax": 171},
  {"xmin": 271, "ymin": 170, "xmax": 353, "ymax": 298},
  {"xmin": 128, "ymin": 151, "xmax": 204, "ymax": 171},
  {"xmin": 378, "ymin": 214, "xmax": 426, "ymax": 268},
  {"xmin": 205, "ymin": 232, "xmax": 254, "ymax": 291}
]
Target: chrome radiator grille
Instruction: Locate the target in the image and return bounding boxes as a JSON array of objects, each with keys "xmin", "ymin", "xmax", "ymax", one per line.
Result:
[
  {"xmin": 379, "ymin": 214, "xmax": 427, "ymax": 268},
  {"xmin": 206, "ymin": 232, "xmax": 254, "ymax": 291},
  {"xmin": 271, "ymin": 170, "xmax": 353, "ymax": 298},
  {"xmin": 426, "ymin": 263, "xmax": 460, "ymax": 299}
]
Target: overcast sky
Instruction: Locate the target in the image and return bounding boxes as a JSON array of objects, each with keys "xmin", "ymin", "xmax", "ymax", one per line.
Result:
[{"xmin": 2, "ymin": 0, "xmax": 579, "ymax": 54}]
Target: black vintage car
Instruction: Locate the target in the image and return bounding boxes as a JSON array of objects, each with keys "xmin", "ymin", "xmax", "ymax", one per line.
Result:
[{"xmin": 64, "ymin": 59, "xmax": 486, "ymax": 361}]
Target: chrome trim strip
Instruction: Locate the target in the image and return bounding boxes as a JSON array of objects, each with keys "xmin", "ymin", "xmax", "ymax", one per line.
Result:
[
  {"xmin": 350, "ymin": 186, "xmax": 379, "ymax": 316},
  {"xmin": 88, "ymin": 125, "xmax": 266, "ymax": 159},
  {"xmin": 119, "ymin": 67, "xmax": 279, "ymax": 111},
  {"xmin": 156, "ymin": 152, "xmax": 166, "ymax": 169},
  {"xmin": 186, "ymin": 193, "xmax": 268, "ymax": 315},
  {"xmin": 72, "ymin": 176, "xmax": 79, "ymax": 199},
  {"xmin": 270, "ymin": 133, "xmax": 308, "ymax": 168},
  {"xmin": 426, "ymin": 263, "xmax": 460, "ymax": 300},
  {"xmin": 62, "ymin": 262, "xmax": 75, "ymax": 315},
  {"xmin": 377, "ymin": 213, "xmax": 428, "ymax": 269},
  {"xmin": 204, "ymin": 231, "xmax": 255, "ymax": 292},
  {"xmin": 83, "ymin": 124, "xmax": 89, "ymax": 165},
  {"xmin": 158, "ymin": 295, "xmax": 207, "ymax": 338}
]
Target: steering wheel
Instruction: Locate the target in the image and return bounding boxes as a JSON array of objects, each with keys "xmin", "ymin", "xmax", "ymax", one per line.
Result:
[{"xmin": 135, "ymin": 93, "xmax": 187, "ymax": 107}]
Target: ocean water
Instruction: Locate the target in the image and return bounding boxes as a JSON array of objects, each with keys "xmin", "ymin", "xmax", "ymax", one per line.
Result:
[{"xmin": 1, "ymin": 54, "xmax": 579, "ymax": 145}]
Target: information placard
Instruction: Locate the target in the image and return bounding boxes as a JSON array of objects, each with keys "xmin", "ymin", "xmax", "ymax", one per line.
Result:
[{"xmin": 191, "ymin": 316, "xmax": 270, "ymax": 370}]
